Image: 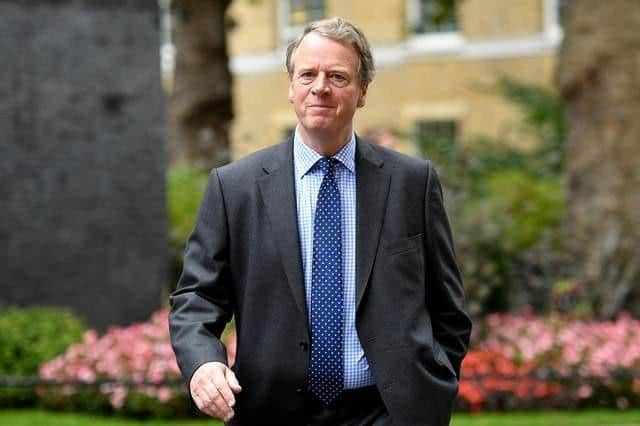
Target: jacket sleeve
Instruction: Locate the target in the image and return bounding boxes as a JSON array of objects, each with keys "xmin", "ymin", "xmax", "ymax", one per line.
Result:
[
  {"xmin": 424, "ymin": 162, "xmax": 472, "ymax": 378},
  {"xmin": 169, "ymin": 169, "xmax": 234, "ymax": 389}
]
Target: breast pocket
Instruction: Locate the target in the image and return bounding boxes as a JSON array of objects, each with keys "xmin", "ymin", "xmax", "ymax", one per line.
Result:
[{"xmin": 380, "ymin": 234, "xmax": 425, "ymax": 302}]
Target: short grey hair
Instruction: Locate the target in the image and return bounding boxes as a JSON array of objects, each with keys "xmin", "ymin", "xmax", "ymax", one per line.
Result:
[{"xmin": 285, "ymin": 17, "xmax": 375, "ymax": 86}]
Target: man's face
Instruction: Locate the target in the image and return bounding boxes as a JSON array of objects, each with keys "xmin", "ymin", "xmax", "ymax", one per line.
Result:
[{"xmin": 288, "ymin": 33, "xmax": 368, "ymax": 143}]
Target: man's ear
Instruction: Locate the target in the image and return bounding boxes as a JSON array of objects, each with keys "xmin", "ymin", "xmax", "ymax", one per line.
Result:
[
  {"xmin": 357, "ymin": 84, "xmax": 368, "ymax": 108},
  {"xmin": 288, "ymin": 76, "xmax": 294, "ymax": 104}
]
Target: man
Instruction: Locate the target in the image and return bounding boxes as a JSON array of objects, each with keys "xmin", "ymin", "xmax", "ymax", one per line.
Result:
[{"xmin": 169, "ymin": 17, "xmax": 471, "ymax": 426}]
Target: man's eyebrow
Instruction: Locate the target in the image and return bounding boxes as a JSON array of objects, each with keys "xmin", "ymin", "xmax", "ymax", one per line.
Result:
[
  {"xmin": 294, "ymin": 65, "xmax": 353, "ymax": 77},
  {"xmin": 326, "ymin": 65, "xmax": 352, "ymax": 73},
  {"xmin": 297, "ymin": 67, "xmax": 314, "ymax": 72}
]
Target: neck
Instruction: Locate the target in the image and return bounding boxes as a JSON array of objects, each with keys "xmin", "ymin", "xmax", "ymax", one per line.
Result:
[{"xmin": 298, "ymin": 126, "xmax": 353, "ymax": 157}]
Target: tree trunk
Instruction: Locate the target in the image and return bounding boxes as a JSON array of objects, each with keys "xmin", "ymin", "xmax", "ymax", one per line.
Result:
[
  {"xmin": 169, "ymin": 0, "xmax": 232, "ymax": 169},
  {"xmin": 558, "ymin": 0, "xmax": 640, "ymax": 318}
]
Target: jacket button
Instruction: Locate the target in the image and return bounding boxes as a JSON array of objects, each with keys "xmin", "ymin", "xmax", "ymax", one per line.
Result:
[
  {"xmin": 299, "ymin": 341, "xmax": 309, "ymax": 351},
  {"xmin": 296, "ymin": 387, "xmax": 303, "ymax": 393}
]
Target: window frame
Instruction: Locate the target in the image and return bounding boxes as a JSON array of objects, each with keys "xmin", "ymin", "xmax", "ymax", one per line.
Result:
[
  {"xmin": 278, "ymin": 0, "xmax": 326, "ymax": 46},
  {"xmin": 407, "ymin": 0, "xmax": 458, "ymax": 35},
  {"xmin": 413, "ymin": 119, "xmax": 460, "ymax": 160},
  {"xmin": 406, "ymin": 0, "xmax": 463, "ymax": 54}
]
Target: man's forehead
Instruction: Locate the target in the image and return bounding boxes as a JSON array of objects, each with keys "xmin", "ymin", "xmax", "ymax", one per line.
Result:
[
  {"xmin": 300, "ymin": 32, "xmax": 349, "ymax": 46},
  {"xmin": 295, "ymin": 60, "xmax": 352, "ymax": 71},
  {"xmin": 292, "ymin": 33, "xmax": 359, "ymax": 67}
]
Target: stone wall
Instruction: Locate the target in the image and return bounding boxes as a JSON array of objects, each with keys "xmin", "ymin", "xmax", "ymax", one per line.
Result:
[{"xmin": 0, "ymin": 0, "xmax": 168, "ymax": 330}]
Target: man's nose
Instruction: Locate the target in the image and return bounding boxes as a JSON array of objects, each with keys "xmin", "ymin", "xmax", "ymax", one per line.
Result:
[{"xmin": 311, "ymin": 74, "xmax": 330, "ymax": 95}]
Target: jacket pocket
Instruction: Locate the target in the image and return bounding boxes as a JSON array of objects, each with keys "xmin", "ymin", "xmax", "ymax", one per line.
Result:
[
  {"xmin": 433, "ymin": 342, "xmax": 457, "ymax": 378},
  {"xmin": 382, "ymin": 233, "xmax": 423, "ymax": 256}
]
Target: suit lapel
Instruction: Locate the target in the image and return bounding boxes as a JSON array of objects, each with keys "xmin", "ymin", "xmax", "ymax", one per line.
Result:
[
  {"xmin": 257, "ymin": 139, "xmax": 308, "ymax": 323},
  {"xmin": 256, "ymin": 137, "xmax": 389, "ymax": 320},
  {"xmin": 355, "ymin": 138, "xmax": 390, "ymax": 310}
]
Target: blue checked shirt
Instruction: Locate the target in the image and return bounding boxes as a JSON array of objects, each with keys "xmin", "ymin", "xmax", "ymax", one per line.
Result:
[{"xmin": 293, "ymin": 128, "xmax": 375, "ymax": 389}]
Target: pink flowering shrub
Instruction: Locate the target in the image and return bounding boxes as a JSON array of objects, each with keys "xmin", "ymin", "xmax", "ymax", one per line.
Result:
[
  {"xmin": 459, "ymin": 312, "xmax": 640, "ymax": 411},
  {"xmin": 482, "ymin": 312, "xmax": 640, "ymax": 378},
  {"xmin": 37, "ymin": 308, "xmax": 639, "ymax": 416},
  {"xmin": 458, "ymin": 350, "xmax": 563, "ymax": 412},
  {"xmin": 38, "ymin": 309, "xmax": 237, "ymax": 417}
]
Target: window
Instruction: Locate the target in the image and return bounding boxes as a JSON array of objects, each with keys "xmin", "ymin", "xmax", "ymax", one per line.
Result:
[
  {"xmin": 414, "ymin": 120, "xmax": 459, "ymax": 161},
  {"xmin": 280, "ymin": 0, "xmax": 325, "ymax": 44},
  {"xmin": 288, "ymin": 0, "xmax": 325, "ymax": 27},
  {"xmin": 408, "ymin": 0, "xmax": 458, "ymax": 34}
]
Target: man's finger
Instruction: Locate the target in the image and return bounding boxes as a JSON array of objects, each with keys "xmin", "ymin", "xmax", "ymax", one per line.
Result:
[
  {"xmin": 192, "ymin": 391, "xmax": 204, "ymax": 411},
  {"xmin": 202, "ymin": 377, "xmax": 233, "ymax": 420},
  {"xmin": 211, "ymin": 369, "xmax": 237, "ymax": 408},
  {"xmin": 211, "ymin": 367, "xmax": 236, "ymax": 408},
  {"xmin": 189, "ymin": 362, "xmax": 238, "ymax": 421},
  {"xmin": 193, "ymin": 374, "xmax": 229, "ymax": 420},
  {"xmin": 193, "ymin": 390, "xmax": 218, "ymax": 418},
  {"xmin": 226, "ymin": 368, "xmax": 242, "ymax": 393}
]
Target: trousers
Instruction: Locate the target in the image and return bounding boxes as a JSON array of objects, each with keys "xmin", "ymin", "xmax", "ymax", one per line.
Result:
[{"xmin": 304, "ymin": 385, "xmax": 392, "ymax": 426}]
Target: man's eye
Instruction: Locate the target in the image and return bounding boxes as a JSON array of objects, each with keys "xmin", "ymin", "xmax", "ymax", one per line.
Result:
[
  {"xmin": 298, "ymin": 73, "xmax": 315, "ymax": 83},
  {"xmin": 330, "ymin": 74, "xmax": 348, "ymax": 86}
]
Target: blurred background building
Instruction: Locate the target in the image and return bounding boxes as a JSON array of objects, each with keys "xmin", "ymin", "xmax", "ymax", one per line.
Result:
[{"xmin": 168, "ymin": 0, "xmax": 566, "ymax": 158}]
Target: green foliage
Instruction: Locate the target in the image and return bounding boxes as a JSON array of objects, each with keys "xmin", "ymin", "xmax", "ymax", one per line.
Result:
[
  {"xmin": 415, "ymin": 77, "xmax": 567, "ymax": 315},
  {"xmin": 167, "ymin": 166, "xmax": 209, "ymax": 249},
  {"xmin": 0, "ymin": 307, "xmax": 86, "ymax": 407},
  {"xmin": 118, "ymin": 390, "xmax": 193, "ymax": 419},
  {"xmin": 450, "ymin": 170, "xmax": 565, "ymax": 315},
  {"xmin": 0, "ymin": 307, "xmax": 86, "ymax": 376},
  {"xmin": 469, "ymin": 171, "xmax": 564, "ymax": 251},
  {"xmin": 494, "ymin": 76, "xmax": 566, "ymax": 175},
  {"xmin": 416, "ymin": 134, "xmax": 460, "ymax": 179},
  {"xmin": 39, "ymin": 388, "xmax": 193, "ymax": 420},
  {"xmin": 167, "ymin": 166, "xmax": 210, "ymax": 287},
  {"xmin": 39, "ymin": 387, "xmax": 112, "ymax": 415}
]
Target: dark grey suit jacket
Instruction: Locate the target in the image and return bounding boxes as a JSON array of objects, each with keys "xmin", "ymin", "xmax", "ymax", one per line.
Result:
[{"xmin": 169, "ymin": 136, "xmax": 472, "ymax": 426}]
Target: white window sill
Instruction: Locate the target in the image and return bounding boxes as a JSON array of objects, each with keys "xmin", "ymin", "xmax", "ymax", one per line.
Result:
[{"xmin": 406, "ymin": 31, "xmax": 465, "ymax": 56}]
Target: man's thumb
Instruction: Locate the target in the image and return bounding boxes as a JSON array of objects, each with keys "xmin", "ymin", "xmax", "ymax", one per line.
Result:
[{"xmin": 226, "ymin": 368, "xmax": 242, "ymax": 393}]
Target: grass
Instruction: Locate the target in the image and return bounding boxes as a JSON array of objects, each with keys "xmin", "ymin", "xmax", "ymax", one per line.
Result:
[
  {"xmin": 451, "ymin": 410, "xmax": 640, "ymax": 425},
  {"xmin": 1, "ymin": 409, "xmax": 638, "ymax": 426},
  {"xmin": 0, "ymin": 410, "xmax": 222, "ymax": 426}
]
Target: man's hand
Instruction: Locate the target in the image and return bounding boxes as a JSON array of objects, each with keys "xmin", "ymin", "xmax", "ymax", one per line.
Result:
[{"xmin": 190, "ymin": 361, "xmax": 242, "ymax": 421}]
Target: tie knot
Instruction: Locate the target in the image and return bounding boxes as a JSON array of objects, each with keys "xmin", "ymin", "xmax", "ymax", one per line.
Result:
[{"xmin": 317, "ymin": 157, "xmax": 338, "ymax": 175}]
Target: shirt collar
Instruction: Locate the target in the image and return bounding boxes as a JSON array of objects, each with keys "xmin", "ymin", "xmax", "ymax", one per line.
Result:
[{"xmin": 293, "ymin": 126, "xmax": 356, "ymax": 180}]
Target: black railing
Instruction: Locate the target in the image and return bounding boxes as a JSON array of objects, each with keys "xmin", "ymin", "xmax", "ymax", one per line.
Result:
[{"xmin": 0, "ymin": 376, "xmax": 184, "ymax": 388}]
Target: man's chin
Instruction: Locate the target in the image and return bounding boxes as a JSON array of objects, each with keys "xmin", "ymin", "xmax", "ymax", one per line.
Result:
[{"xmin": 301, "ymin": 124, "xmax": 338, "ymax": 137}]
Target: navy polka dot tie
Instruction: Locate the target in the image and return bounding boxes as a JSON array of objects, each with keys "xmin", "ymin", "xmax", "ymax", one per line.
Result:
[{"xmin": 309, "ymin": 157, "xmax": 344, "ymax": 405}]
